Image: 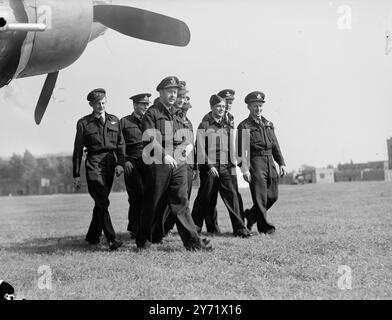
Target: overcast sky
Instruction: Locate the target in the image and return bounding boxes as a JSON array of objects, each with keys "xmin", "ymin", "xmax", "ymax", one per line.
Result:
[{"xmin": 1, "ymin": 0, "xmax": 392, "ymax": 171}]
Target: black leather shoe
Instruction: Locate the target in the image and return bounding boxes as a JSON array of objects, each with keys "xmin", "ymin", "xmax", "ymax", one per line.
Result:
[
  {"xmin": 186, "ymin": 238, "xmax": 214, "ymax": 252},
  {"xmin": 109, "ymin": 240, "xmax": 123, "ymax": 251},
  {"xmin": 259, "ymin": 226, "xmax": 276, "ymax": 235},
  {"xmin": 137, "ymin": 241, "xmax": 152, "ymax": 251},
  {"xmin": 233, "ymin": 229, "xmax": 252, "ymax": 238}
]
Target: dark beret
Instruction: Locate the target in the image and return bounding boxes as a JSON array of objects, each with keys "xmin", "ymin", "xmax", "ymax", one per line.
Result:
[
  {"xmin": 245, "ymin": 91, "xmax": 266, "ymax": 104},
  {"xmin": 130, "ymin": 93, "xmax": 151, "ymax": 104},
  {"xmin": 218, "ymin": 89, "xmax": 235, "ymax": 100},
  {"xmin": 87, "ymin": 88, "xmax": 106, "ymax": 102},
  {"xmin": 210, "ymin": 94, "xmax": 224, "ymax": 107},
  {"xmin": 156, "ymin": 76, "xmax": 181, "ymax": 91}
]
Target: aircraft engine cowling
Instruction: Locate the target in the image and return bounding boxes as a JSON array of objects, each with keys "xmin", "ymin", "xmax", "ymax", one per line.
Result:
[
  {"xmin": 0, "ymin": 0, "xmax": 28, "ymax": 87},
  {"xmin": 17, "ymin": 0, "xmax": 94, "ymax": 78}
]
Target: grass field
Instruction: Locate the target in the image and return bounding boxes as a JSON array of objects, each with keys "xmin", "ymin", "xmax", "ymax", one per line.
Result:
[{"xmin": 0, "ymin": 181, "xmax": 391, "ymax": 300}]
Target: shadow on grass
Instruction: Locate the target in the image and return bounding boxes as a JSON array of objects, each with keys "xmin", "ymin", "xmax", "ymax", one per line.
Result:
[
  {"xmin": 1, "ymin": 229, "xmax": 248, "ymax": 255},
  {"xmin": 1, "ymin": 232, "xmax": 138, "ymax": 255},
  {"xmin": 1, "ymin": 232, "xmax": 194, "ymax": 255}
]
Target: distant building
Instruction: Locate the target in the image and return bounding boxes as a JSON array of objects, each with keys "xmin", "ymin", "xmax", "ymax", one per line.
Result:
[
  {"xmin": 362, "ymin": 169, "xmax": 385, "ymax": 181},
  {"xmin": 335, "ymin": 159, "xmax": 389, "ymax": 183},
  {"xmin": 334, "ymin": 169, "xmax": 361, "ymax": 182},
  {"xmin": 337, "ymin": 160, "xmax": 387, "ymax": 171},
  {"xmin": 314, "ymin": 168, "xmax": 335, "ymax": 184},
  {"xmin": 295, "ymin": 168, "xmax": 334, "ymax": 184}
]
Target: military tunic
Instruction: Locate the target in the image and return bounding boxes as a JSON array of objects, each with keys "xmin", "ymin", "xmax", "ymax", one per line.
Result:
[
  {"xmin": 73, "ymin": 112, "xmax": 125, "ymax": 243},
  {"xmin": 161, "ymin": 108, "xmax": 196, "ymax": 236},
  {"xmin": 237, "ymin": 115, "xmax": 285, "ymax": 232},
  {"xmin": 198, "ymin": 111, "xmax": 245, "ymax": 233},
  {"xmin": 136, "ymin": 101, "xmax": 201, "ymax": 249},
  {"xmin": 120, "ymin": 112, "xmax": 145, "ymax": 236},
  {"xmin": 191, "ymin": 112, "xmax": 248, "ymax": 235}
]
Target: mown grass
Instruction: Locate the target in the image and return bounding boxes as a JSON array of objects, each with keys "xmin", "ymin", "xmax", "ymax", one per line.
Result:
[{"xmin": 0, "ymin": 181, "xmax": 391, "ymax": 300}]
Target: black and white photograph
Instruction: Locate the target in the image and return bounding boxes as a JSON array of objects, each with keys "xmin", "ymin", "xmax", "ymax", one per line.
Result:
[{"xmin": 0, "ymin": 0, "xmax": 391, "ymax": 304}]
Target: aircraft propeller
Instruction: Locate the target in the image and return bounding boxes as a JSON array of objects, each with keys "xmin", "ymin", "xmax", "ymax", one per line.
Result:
[
  {"xmin": 31, "ymin": 4, "xmax": 191, "ymax": 124},
  {"xmin": 35, "ymin": 71, "xmax": 59, "ymax": 125},
  {"xmin": 93, "ymin": 5, "xmax": 191, "ymax": 47}
]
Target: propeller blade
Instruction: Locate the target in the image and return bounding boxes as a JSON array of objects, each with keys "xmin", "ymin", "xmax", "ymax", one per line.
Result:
[
  {"xmin": 34, "ymin": 71, "xmax": 59, "ymax": 125},
  {"xmin": 93, "ymin": 5, "xmax": 191, "ymax": 47}
]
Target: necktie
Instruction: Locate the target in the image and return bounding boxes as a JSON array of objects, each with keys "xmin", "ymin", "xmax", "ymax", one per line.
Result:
[{"xmin": 99, "ymin": 116, "xmax": 105, "ymax": 126}]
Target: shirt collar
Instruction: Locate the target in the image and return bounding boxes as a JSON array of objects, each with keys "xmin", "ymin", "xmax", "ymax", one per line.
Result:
[
  {"xmin": 249, "ymin": 114, "xmax": 265, "ymax": 124},
  {"xmin": 132, "ymin": 112, "xmax": 142, "ymax": 122},
  {"xmin": 156, "ymin": 100, "xmax": 174, "ymax": 117},
  {"xmin": 160, "ymin": 99, "xmax": 173, "ymax": 112},
  {"xmin": 89, "ymin": 112, "xmax": 107, "ymax": 122},
  {"xmin": 211, "ymin": 113, "xmax": 224, "ymax": 125}
]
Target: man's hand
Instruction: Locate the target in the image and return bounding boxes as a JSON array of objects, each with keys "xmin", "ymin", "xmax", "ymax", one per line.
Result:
[
  {"xmin": 279, "ymin": 165, "xmax": 287, "ymax": 177},
  {"xmin": 73, "ymin": 177, "xmax": 81, "ymax": 191},
  {"xmin": 243, "ymin": 171, "xmax": 251, "ymax": 184},
  {"xmin": 115, "ymin": 165, "xmax": 124, "ymax": 177},
  {"xmin": 164, "ymin": 155, "xmax": 178, "ymax": 168},
  {"xmin": 192, "ymin": 169, "xmax": 198, "ymax": 181},
  {"xmin": 124, "ymin": 161, "xmax": 134, "ymax": 175},
  {"xmin": 208, "ymin": 167, "xmax": 219, "ymax": 178}
]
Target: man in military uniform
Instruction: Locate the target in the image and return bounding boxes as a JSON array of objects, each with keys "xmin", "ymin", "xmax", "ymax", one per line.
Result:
[
  {"xmin": 192, "ymin": 95, "xmax": 250, "ymax": 238},
  {"xmin": 137, "ymin": 76, "xmax": 212, "ymax": 251},
  {"xmin": 198, "ymin": 89, "xmax": 243, "ymax": 235},
  {"xmin": 120, "ymin": 93, "xmax": 151, "ymax": 238},
  {"xmin": 218, "ymin": 89, "xmax": 245, "ymax": 218},
  {"xmin": 237, "ymin": 91, "xmax": 286, "ymax": 234},
  {"xmin": 162, "ymin": 82, "xmax": 196, "ymax": 237},
  {"xmin": 73, "ymin": 88, "xmax": 124, "ymax": 250}
]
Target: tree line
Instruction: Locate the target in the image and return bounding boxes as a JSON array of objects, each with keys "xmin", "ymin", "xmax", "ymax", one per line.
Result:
[{"xmin": 0, "ymin": 150, "xmax": 125, "ymax": 196}]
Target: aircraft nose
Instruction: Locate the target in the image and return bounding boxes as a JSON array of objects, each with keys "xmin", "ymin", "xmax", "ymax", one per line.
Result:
[{"xmin": 0, "ymin": 2, "xmax": 28, "ymax": 87}]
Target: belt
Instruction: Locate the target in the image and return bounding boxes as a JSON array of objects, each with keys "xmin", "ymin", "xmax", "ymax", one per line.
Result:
[
  {"xmin": 198, "ymin": 162, "xmax": 235, "ymax": 168},
  {"xmin": 253, "ymin": 149, "xmax": 273, "ymax": 156},
  {"xmin": 86, "ymin": 149, "xmax": 114, "ymax": 156}
]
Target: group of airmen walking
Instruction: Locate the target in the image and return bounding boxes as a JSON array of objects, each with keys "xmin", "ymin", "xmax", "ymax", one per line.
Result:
[{"xmin": 72, "ymin": 76, "xmax": 286, "ymax": 252}]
